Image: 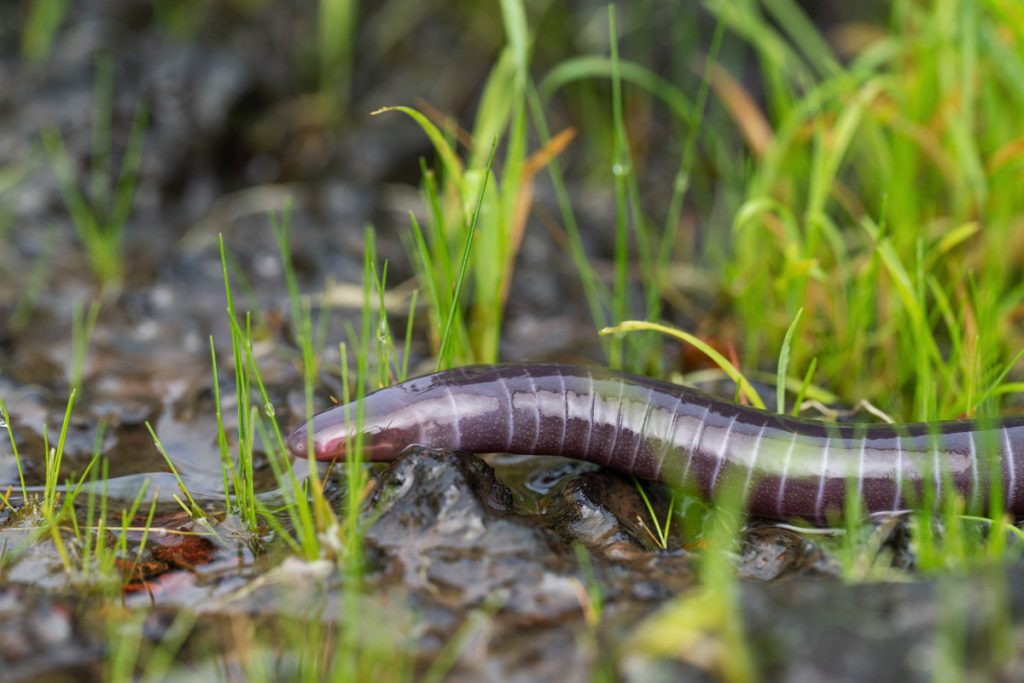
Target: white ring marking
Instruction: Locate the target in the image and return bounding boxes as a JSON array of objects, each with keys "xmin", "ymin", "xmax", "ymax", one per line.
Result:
[{"xmin": 776, "ymin": 431, "xmax": 799, "ymax": 518}]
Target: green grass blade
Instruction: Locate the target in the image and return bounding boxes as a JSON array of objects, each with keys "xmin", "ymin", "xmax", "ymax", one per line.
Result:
[
  {"xmin": 776, "ymin": 307, "xmax": 804, "ymax": 414},
  {"xmin": 436, "ymin": 141, "xmax": 496, "ymax": 369},
  {"xmin": 372, "ymin": 106, "xmax": 464, "ymax": 189}
]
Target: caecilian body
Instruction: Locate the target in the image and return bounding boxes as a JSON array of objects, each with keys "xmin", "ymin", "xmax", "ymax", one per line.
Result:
[{"xmin": 287, "ymin": 363, "xmax": 1024, "ymax": 524}]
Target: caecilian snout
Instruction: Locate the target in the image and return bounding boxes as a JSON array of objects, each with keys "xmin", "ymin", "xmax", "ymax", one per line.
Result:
[
  {"xmin": 287, "ymin": 420, "xmax": 350, "ymax": 460},
  {"xmin": 286, "ymin": 425, "xmax": 310, "ymax": 458}
]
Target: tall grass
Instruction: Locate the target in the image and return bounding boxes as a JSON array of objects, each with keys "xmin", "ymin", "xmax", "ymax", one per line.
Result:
[
  {"xmin": 380, "ymin": 1, "xmax": 726, "ymax": 376},
  {"xmin": 369, "ymin": 0, "xmax": 587, "ymax": 367},
  {"xmin": 692, "ymin": 0, "xmax": 1024, "ymax": 581},
  {"xmin": 535, "ymin": 8, "xmax": 727, "ymax": 374},
  {"xmin": 707, "ymin": 0, "xmax": 1024, "ymax": 424},
  {"xmin": 42, "ymin": 53, "xmax": 147, "ymax": 290},
  {"xmin": 524, "ymin": 0, "xmax": 1024, "ymax": 432}
]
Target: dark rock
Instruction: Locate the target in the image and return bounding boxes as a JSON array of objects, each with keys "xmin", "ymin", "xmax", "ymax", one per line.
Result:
[
  {"xmin": 622, "ymin": 566, "xmax": 1024, "ymax": 682},
  {"xmin": 545, "ymin": 470, "xmax": 682, "ymax": 556},
  {"xmin": 365, "ymin": 448, "xmax": 580, "ymax": 621},
  {"xmin": 736, "ymin": 525, "xmax": 838, "ymax": 581},
  {"xmin": 0, "ymin": 588, "xmax": 101, "ymax": 683}
]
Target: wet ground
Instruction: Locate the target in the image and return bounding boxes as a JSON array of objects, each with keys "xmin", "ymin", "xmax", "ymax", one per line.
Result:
[
  {"xmin": 4, "ymin": 443, "xmax": 1024, "ymax": 681},
  {"xmin": 3, "ymin": 2, "xmax": 1024, "ymax": 681}
]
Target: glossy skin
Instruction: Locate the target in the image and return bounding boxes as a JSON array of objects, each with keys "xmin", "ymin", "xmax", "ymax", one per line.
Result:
[{"xmin": 287, "ymin": 363, "xmax": 1024, "ymax": 523}]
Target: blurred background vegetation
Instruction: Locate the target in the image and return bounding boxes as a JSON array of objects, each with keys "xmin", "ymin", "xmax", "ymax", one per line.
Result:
[
  {"xmin": 8, "ymin": 0, "xmax": 1023, "ymax": 424},
  {"xmin": 4, "ymin": 2, "xmax": 1024, "ymax": 680}
]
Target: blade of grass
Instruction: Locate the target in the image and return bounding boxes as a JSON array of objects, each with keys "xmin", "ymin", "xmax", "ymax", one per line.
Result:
[
  {"xmin": 776, "ymin": 307, "xmax": 804, "ymax": 414},
  {"xmin": 145, "ymin": 422, "xmax": 203, "ymax": 518},
  {"xmin": 0, "ymin": 397, "xmax": 28, "ymax": 504},
  {"xmin": 436, "ymin": 140, "xmax": 497, "ymax": 370},
  {"xmin": 601, "ymin": 320, "xmax": 766, "ymax": 409}
]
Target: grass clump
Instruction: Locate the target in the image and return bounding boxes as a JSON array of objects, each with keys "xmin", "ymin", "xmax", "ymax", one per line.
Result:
[
  {"xmin": 708, "ymin": 0, "xmax": 1024, "ymax": 425},
  {"xmin": 0, "ymin": 388, "xmax": 159, "ymax": 592},
  {"xmin": 371, "ymin": 0, "xmax": 581, "ymax": 368},
  {"xmin": 205, "ymin": 205, "xmax": 417, "ymax": 571}
]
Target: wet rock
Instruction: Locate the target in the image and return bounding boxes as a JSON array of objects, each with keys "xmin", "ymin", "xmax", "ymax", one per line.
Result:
[
  {"xmin": 742, "ymin": 577, "xmax": 939, "ymax": 682},
  {"xmin": 736, "ymin": 525, "xmax": 838, "ymax": 581},
  {"xmin": 880, "ymin": 515, "xmax": 917, "ymax": 571},
  {"xmin": 0, "ymin": 522, "xmax": 72, "ymax": 590},
  {"xmin": 620, "ymin": 553, "xmax": 699, "ymax": 599},
  {"xmin": 88, "ymin": 393, "xmax": 160, "ymax": 428},
  {"xmin": 623, "ymin": 566, "xmax": 1024, "ymax": 683},
  {"xmin": 450, "ymin": 621, "xmax": 593, "ymax": 683},
  {"xmin": 502, "ymin": 454, "xmax": 596, "ymax": 498},
  {"xmin": 365, "ymin": 448, "xmax": 584, "ymax": 622},
  {"xmin": 0, "ymin": 587, "xmax": 100, "ymax": 682},
  {"xmin": 545, "ymin": 471, "xmax": 682, "ymax": 557}
]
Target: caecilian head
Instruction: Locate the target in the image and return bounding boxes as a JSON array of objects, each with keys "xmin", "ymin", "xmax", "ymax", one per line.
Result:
[
  {"xmin": 286, "ymin": 385, "xmax": 420, "ymax": 462},
  {"xmin": 286, "ymin": 366, "xmax": 511, "ymax": 462}
]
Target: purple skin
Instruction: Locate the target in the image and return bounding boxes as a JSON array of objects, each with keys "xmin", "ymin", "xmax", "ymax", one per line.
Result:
[{"xmin": 287, "ymin": 363, "xmax": 1024, "ymax": 524}]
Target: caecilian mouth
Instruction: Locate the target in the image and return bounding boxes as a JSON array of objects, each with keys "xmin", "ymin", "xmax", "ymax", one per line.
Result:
[
  {"xmin": 286, "ymin": 428, "xmax": 346, "ymax": 460},
  {"xmin": 286, "ymin": 424, "xmax": 403, "ymax": 462},
  {"xmin": 315, "ymin": 440, "xmax": 405, "ymax": 462}
]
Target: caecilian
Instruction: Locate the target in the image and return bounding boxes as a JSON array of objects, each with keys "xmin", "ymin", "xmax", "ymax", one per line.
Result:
[{"xmin": 287, "ymin": 363, "xmax": 1024, "ymax": 524}]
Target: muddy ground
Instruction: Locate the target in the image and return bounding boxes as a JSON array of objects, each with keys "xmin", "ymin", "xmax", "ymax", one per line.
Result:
[{"xmin": 2, "ymin": 2, "xmax": 1023, "ymax": 681}]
